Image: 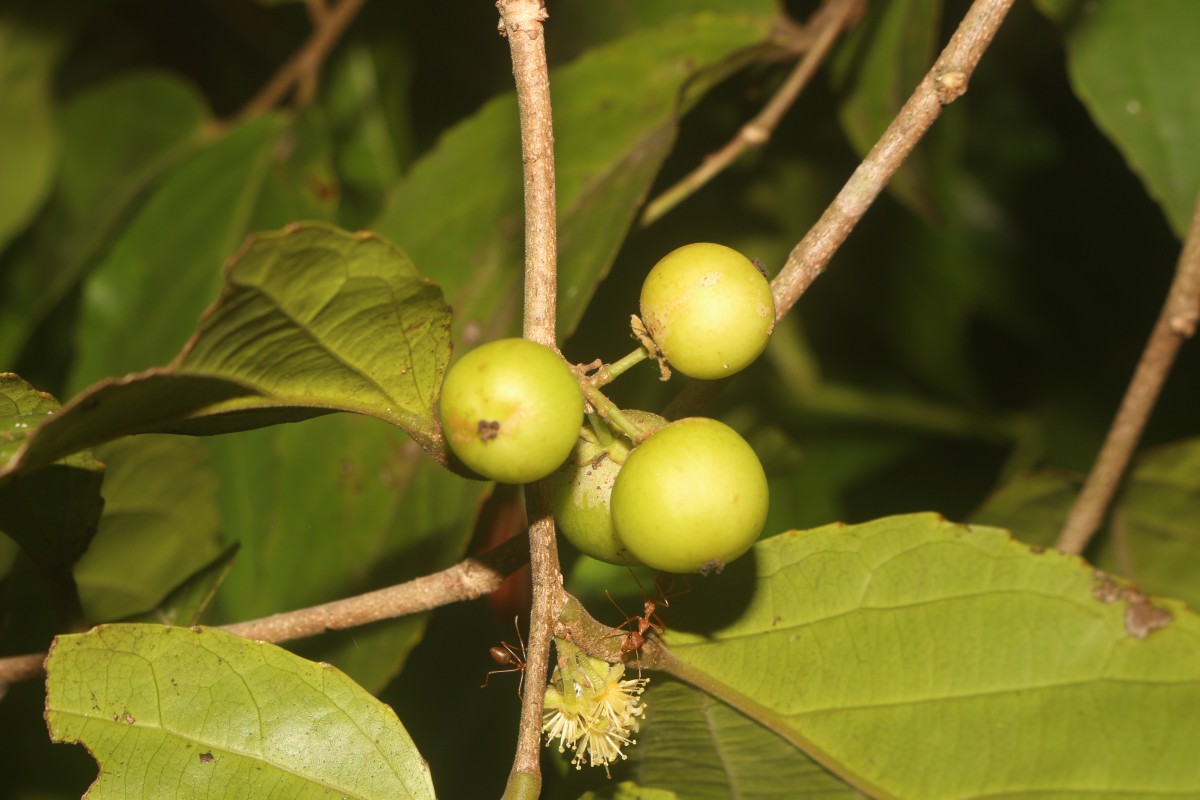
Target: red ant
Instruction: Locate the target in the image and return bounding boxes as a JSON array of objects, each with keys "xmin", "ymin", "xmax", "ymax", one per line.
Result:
[
  {"xmin": 606, "ymin": 571, "xmax": 688, "ymax": 671},
  {"xmin": 480, "ymin": 617, "xmax": 527, "ymax": 698}
]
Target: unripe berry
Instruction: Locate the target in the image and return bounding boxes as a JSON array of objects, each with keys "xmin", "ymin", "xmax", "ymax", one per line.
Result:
[
  {"xmin": 439, "ymin": 338, "xmax": 583, "ymax": 484},
  {"xmin": 640, "ymin": 243, "xmax": 775, "ymax": 380}
]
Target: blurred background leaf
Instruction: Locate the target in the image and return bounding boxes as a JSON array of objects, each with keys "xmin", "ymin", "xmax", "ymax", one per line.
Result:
[
  {"xmin": 0, "ymin": 374, "xmax": 102, "ymax": 626},
  {"xmin": 0, "ymin": 5, "xmax": 67, "ymax": 253},
  {"xmin": 829, "ymin": 0, "xmax": 943, "ymax": 219},
  {"xmin": 73, "ymin": 435, "xmax": 222, "ymax": 623},
  {"xmin": 69, "ymin": 113, "xmax": 336, "ymax": 391},
  {"xmin": 1037, "ymin": 0, "xmax": 1200, "ymax": 236},
  {"xmin": 0, "ymin": 71, "xmax": 210, "ymax": 374}
]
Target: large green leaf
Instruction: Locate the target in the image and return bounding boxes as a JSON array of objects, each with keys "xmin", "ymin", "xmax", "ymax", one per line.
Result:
[
  {"xmin": 974, "ymin": 440, "xmax": 1200, "ymax": 611},
  {"xmin": 74, "ymin": 435, "xmax": 222, "ymax": 623},
  {"xmin": 373, "ymin": 6, "xmax": 777, "ymax": 340},
  {"xmin": 206, "ymin": 413, "xmax": 485, "ymax": 692},
  {"xmin": 0, "ymin": 373, "xmax": 102, "ymax": 622},
  {"xmin": 0, "ymin": 71, "xmax": 210, "ymax": 366},
  {"xmin": 4, "ymin": 223, "xmax": 453, "ymax": 477},
  {"xmin": 1039, "ymin": 0, "xmax": 1200, "ymax": 236},
  {"xmin": 620, "ymin": 679, "xmax": 855, "ymax": 799},
  {"xmin": 69, "ymin": 113, "xmax": 335, "ymax": 392},
  {"xmin": 0, "ymin": 7, "xmax": 62, "ymax": 253},
  {"xmin": 45, "ymin": 624, "xmax": 436, "ymax": 799},
  {"xmin": 661, "ymin": 514, "xmax": 1200, "ymax": 799}
]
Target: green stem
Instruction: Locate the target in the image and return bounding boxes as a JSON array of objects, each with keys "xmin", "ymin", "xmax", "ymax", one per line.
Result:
[
  {"xmin": 500, "ymin": 771, "xmax": 540, "ymax": 800},
  {"xmin": 586, "ymin": 411, "xmax": 614, "ymax": 447},
  {"xmin": 590, "ymin": 347, "xmax": 650, "ymax": 388},
  {"xmin": 580, "ymin": 382, "xmax": 650, "ymax": 444}
]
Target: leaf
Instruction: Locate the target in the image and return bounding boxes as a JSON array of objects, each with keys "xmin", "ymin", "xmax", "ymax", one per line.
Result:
[
  {"xmin": 627, "ymin": 680, "xmax": 856, "ymax": 799},
  {"xmin": 129, "ymin": 542, "xmax": 239, "ymax": 627},
  {"xmin": 0, "ymin": 7, "xmax": 63, "ymax": 252},
  {"xmin": 321, "ymin": 40, "xmax": 416, "ymax": 227},
  {"xmin": 45, "ymin": 624, "xmax": 436, "ymax": 799},
  {"xmin": 663, "ymin": 513, "xmax": 1200, "ymax": 799},
  {"xmin": 206, "ymin": 413, "xmax": 485, "ymax": 691},
  {"xmin": 971, "ymin": 468, "xmax": 1077, "ymax": 549},
  {"xmin": 1041, "ymin": 0, "xmax": 1200, "ymax": 236},
  {"xmin": 829, "ymin": 0, "xmax": 943, "ymax": 219},
  {"xmin": 972, "ymin": 440, "xmax": 1200, "ymax": 610},
  {"xmin": 1094, "ymin": 438, "xmax": 1200, "ymax": 611},
  {"xmin": 5, "ymin": 223, "xmax": 453, "ymax": 477},
  {"xmin": 69, "ymin": 113, "xmax": 332, "ymax": 392},
  {"xmin": 0, "ymin": 71, "xmax": 210, "ymax": 366},
  {"xmin": 373, "ymin": 7, "xmax": 777, "ymax": 340},
  {"xmin": 0, "ymin": 373, "xmax": 103, "ymax": 621},
  {"xmin": 74, "ymin": 435, "xmax": 223, "ymax": 623}
]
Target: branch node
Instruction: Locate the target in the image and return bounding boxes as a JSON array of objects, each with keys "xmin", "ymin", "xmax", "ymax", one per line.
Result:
[
  {"xmin": 741, "ymin": 124, "xmax": 770, "ymax": 147},
  {"xmin": 935, "ymin": 69, "xmax": 969, "ymax": 104},
  {"xmin": 1169, "ymin": 311, "xmax": 1198, "ymax": 337}
]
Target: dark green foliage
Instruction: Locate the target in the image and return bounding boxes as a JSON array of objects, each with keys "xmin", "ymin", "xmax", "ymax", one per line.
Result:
[{"xmin": 2, "ymin": 1, "xmax": 1199, "ymax": 797}]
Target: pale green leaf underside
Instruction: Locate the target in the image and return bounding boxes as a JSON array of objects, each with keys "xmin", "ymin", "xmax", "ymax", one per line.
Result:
[
  {"xmin": 4, "ymin": 223, "xmax": 452, "ymax": 477},
  {"xmin": 971, "ymin": 438, "xmax": 1200, "ymax": 612},
  {"xmin": 667, "ymin": 514, "xmax": 1200, "ymax": 799},
  {"xmin": 631, "ymin": 680, "xmax": 856, "ymax": 799},
  {"xmin": 45, "ymin": 624, "xmax": 435, "ymax": 799}
]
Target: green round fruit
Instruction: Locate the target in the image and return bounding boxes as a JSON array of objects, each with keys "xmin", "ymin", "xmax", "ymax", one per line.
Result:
[
  {"xmin": 550, "ymin": 411, "xmax": 667, "ymax": 566},
  {"xmin": 438, "ymin": 338, "xmax": 583, "ymax": 484},
  {"xmin": 610, "ymin": 417, "xmax": 768, "ymax": 574},
  {"xmin": 640, "ymin": 242, "xmax": 775, "ymax": 380}
]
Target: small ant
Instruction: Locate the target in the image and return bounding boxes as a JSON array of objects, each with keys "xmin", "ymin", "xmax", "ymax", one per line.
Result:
[
  {"xmin": 480, "ymin": 617, "xmax": 527, "ymax": 698},
  {"xmin": 607, "ymin": 571, "xmax": 688, "ymax": 671}
]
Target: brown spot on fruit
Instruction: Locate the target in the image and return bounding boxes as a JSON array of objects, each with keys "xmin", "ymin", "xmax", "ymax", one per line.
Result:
[{"xmin": 477, "ymin": 420, "xmax": 501, "ymax": 441}]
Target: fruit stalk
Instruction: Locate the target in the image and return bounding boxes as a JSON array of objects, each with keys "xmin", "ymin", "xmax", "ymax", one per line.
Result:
[
  {"xmin": 587, "ymin": 347, "xmax": 650, "ymax": 388},
  {"xmin": 576, "ymin": 378, "xmax": 652, "ymax": 445}
]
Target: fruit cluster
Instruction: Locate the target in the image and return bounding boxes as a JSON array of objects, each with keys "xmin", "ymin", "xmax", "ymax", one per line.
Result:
[{"xmin": 438, "ymin": 243, "xmax": 774, "ymax": 574}]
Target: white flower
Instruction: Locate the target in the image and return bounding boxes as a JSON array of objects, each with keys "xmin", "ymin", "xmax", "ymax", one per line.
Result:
[{"xmin": 541, "ymin": 640, "xmax": 649, "ymax": 776}]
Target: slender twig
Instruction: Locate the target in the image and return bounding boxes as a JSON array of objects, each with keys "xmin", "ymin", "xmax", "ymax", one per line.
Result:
[
  {"xmin": 295, "ymin": 0, "xmax": 332, "ymax": 107},
  {"xmin": 661, "ymin": 0, "xmax": 1015, "ymax": 422},
  {"xmin": 237, "ymin": 0, "xmax": 367, "ymax": 119},
  {"xmin": 639, "ymin": 0, "xmax": 863, "ymax": 228},
  {"xmin": 497, "ymin": 2, "xmax": 563, "ymax": 797},
  {"xmin": 771, "ymin": 0, "xmax": 1015, "ymax": 320},
  {"xmin": 0, "ymin": 532, "xmax": 529, "ymax": 687},
  {"xmin": 1056, "ymin": 193, "xmax": 1200, "ymax": 555}
]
